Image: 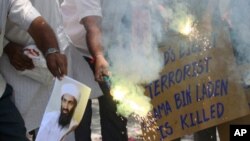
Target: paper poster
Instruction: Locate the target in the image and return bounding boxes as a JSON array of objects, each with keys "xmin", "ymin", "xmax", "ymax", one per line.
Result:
[{"xmin": 36, "ymin": 76, "xmax": 91, "ymax": 141}]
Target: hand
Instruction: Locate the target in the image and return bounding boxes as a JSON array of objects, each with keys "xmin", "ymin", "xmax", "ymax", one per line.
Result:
[
  {"xmin": 45, "ymin": 53, "xmax": 67, "ymax": 79},
  {"xmin": 4, "ymin": 42, "xmax": 34, "ymax": 71},
  {"xmin": 94, "ymin": 55, "xmax": 110, "ymax": 82}
]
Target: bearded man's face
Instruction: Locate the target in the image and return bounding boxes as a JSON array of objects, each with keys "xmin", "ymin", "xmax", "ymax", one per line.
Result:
[{"xmin": 59, "ymin": 94, "xmax": 77, "ymax": 127}]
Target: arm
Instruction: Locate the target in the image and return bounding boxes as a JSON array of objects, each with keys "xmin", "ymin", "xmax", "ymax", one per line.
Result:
[
  {"xmin": 7, "ymin": 0, "xmax": 67, "ymax": 79},
  {"xmin": 28, "ymin": 17, "xmax": 67, "ymax": 78},
  {"xmin": 81, "ymin": 16, "xmax": 109, "ymax": 81}
]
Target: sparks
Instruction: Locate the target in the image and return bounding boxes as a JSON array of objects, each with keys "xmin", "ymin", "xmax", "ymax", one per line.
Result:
[
  {"xmin": 109, "ymin": 77, "xmax": 152, "ymax": 118},
  {"xmin": 127, "ymin": 100, "xmax": 149, "ymax": 117}
]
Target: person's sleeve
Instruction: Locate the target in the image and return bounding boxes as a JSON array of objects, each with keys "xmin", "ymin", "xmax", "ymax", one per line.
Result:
[
  {"xmin": 75, "ymin": 0, "xmax": 102, "ymax": 22},
  {"xmin": 8, "ymin": 0, "xmax": 41, "ymax": 31}
]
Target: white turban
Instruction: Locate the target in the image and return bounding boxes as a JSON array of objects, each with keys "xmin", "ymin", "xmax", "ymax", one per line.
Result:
[{"xmin": 61, "ymin": 83, "xmax": 80, "ymax": 102}]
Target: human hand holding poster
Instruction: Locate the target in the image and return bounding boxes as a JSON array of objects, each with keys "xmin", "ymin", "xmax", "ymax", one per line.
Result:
[{"xmin": 36, "ymin": 76, "xmax": 91, "ymax": 141}]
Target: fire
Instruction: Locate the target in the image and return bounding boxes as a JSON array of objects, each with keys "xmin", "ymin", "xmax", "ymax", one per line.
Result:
[
  {"xmin": 127, "ymin": 100, "xmax": 149, "ymax": 117},
  {"xmin": 109, "ymin": 77, "xmax": 152, "ymax": 118},
  {"xmin": 111, "ymin": 85, "xmax": 127, "ymax": 101},
  {"xmin": 179, "ymin": 17, "xmax": 193, "ymax": 35}
]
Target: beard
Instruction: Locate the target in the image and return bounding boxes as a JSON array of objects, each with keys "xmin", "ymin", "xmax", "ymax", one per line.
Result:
[{"xmin": 58, "ymin": 107, "xmax": 75, "ymax": 127}]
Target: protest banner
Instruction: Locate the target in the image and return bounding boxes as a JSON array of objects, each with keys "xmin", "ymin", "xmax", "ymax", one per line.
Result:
[{"xmin": 143, "ymin": 28, "xmax": 250, "ymax": 140}]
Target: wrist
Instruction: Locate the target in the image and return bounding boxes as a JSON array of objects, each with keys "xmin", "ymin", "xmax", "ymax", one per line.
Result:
[
  {"xmin": 94, "ymin": 52, "xmax": 104, "ymax": 59},
  {"xmin": 44, "ymin": 48, "xmax": 60, "ymax": 58}
]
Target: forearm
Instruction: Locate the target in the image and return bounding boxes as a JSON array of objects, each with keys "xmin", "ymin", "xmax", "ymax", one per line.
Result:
[
  {"xmin": 81, "ymin": 16, "xmax": 104, "ymax": 58},
  {"xmin": 27, "ymin": 16, "xmax": 67, "ymax": 78},
  {"xmin": 27, "ymin": 16, "xmax": 60, "ymax": 56},
  {"xmin": 81, "ymin": 16, "xmax": 109, "ymax": 81}
]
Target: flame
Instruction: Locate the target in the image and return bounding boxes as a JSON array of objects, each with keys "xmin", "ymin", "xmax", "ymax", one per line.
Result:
[
  {"xmin": 127, "ymin": 100, "xmax": 149, "ymax": 117},
  {"xmin": 110, "ymin": 77, "xmax": 152, "ymax": 117},
  {"xmin": 111, "ymin": 85, "xmax": 127, "ymax": 101},
  {"xmin": 179, "ymin": 17, "xmax": 193, "ymax": 35}
]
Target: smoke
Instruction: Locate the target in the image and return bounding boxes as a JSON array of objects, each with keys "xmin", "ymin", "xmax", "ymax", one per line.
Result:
[
  {"xmin": 226, "ymin": 1, "xmax": 250, "ymax": 64},
  {"xmin": 157, "ymin": 0, "xmax": 195, "ymax": 34},
  {"xmin": 101, "ymin": 0, "xmax": 250, "ymax": 117},
  {"xmin": 159, "ymin": 0, "xmax": 250, "ymax": 85},
  {"xmin": 110, "ymin": 77, "xmax": 152, "ymax": 117},
  {"xmin": 102, "ymin": 0, "xmax": 164, "ymax": 117},
  {"xmin": 218, "ymin": 0, "xmax": 250, "ymax": 85}
]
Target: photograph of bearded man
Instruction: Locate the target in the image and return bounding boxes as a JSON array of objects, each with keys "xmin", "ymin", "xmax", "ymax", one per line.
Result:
[{"xmin": 36, "ymin": 83, "xmax": 80, "ymax": 141}]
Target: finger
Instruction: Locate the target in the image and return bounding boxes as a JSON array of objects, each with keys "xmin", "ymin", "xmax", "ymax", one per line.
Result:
[
  {"xmin": 56, "ymin": 64, "xmax": 64, "ymax": 79},
  {"xmin": 60, "ymin": 55, "xmax": 67, "ymax": 75},
  {"xmin": 94, "ymin": 67, "xmax": 100, "ymax": 81},
  {"xmin": 13, "ymin": 64, "xmax": 25, "ymax": 71},
  {"xmin": 22, "ymin": 56, "xmax": 35, "ymax": 69},
  {"xmin": 25, "ymin": 64, "xmax": 35, "ymax": 70},
  {"xmin": 56, "ymin": 55, "xmax": 67, "ymax": 78},
  {"xmin": 46, "ymin": 54, "xmax": 64, "ymax": 79},
  {"xmin": 11, "ymin": 60, "xmax": 25, "ymax": 71},
  {"xmin": 102, "ymin": 67, "xmax": 110, "ymax": 76},
  {"xmin": 56, "ymin": 68, "xmax": 62, "ymax": 80},
  {"xmin": 95, "ymin": 71, "xmax": 102, "ymax": 82},
  {"xmin": 46, "ymin": 61, "xmax": 58, "ymax": 78},
  {"xmin": 95, "ymin": 67, "xmax": 103, "ymax": 81},
  {"xmin": 15, "ymin": 66, "xmax": 25, "ymax": 71},
  {"xmin": 95, "ymin": 75, "xmax": 103, "ymax": 82},
  {"xmin": 52, "ymin": 64, "xmax": 61, "ymax": 79},
  {"xmin": 95, "ymin": 72, "xmax": 100, "ymax": 81},
  {"xmin": 63, "ymin": 55, "xmax": 68, "ymax": 74},
  {"xmin": 18, "ymin": 55, "xmax": 34, "ymax": 69},
  {"xmin": 23, "ymin": 60, "xmax": 35, "ymax": 69},
  {"xmin": 52, "ymin": 67, "xmax": 61, "ymax": 79},
  {"xmin": 98, "ymin": 72, "xmax": 106, "ymax": 82}
]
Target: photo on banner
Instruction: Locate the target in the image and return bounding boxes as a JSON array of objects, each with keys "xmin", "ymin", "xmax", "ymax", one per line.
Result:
[{"xmin": 36, "ymin": 76, "xmax": 91, "ymax": 141}]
